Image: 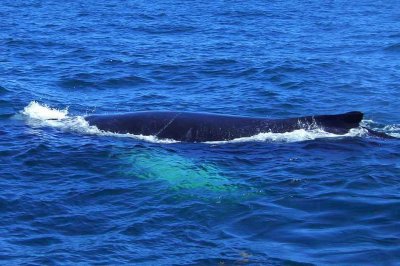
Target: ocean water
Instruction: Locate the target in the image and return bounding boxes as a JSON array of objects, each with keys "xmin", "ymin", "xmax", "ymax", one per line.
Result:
[{"xmin": 1, "ymin": 0, "xmax": 400, "ymax": 264}]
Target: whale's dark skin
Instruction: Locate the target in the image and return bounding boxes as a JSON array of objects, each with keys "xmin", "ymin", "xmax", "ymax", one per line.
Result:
[{"xmin": 85, "ymin": 111, "xmax": 365, "ymax": 142}]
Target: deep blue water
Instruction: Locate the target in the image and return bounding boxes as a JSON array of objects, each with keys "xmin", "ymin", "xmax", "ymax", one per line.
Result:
[{"xmin": 1, "ymin": 0, "xmax": 400, "ymax": 264}]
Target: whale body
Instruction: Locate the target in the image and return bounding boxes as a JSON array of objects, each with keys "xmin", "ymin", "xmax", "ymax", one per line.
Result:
[{"xmin": 85, "ymin": 111, "xmax": 364, "ymax": 142}]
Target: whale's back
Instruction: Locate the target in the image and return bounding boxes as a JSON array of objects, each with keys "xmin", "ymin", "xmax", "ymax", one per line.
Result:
[{"xmin": 85, "ymin": 111, "xmax": 364, "ymax": 142}]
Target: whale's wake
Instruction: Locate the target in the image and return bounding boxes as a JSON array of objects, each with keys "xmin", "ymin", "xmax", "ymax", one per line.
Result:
[
  {"xmin": 21, "ymin": 101, "xmax": 398, "ymax": 144},
  {"xmin": 22, "ymin": 101, "xmax": 178, "ymax": 143}
]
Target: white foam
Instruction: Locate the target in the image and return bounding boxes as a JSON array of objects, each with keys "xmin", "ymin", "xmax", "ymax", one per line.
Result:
[
  {"xmin": 22, "ymin": 101, "xmax": 68, "ymax": 120},
  {"xmin": 383, "ymin": 124, "xmax": 400, "ymax": 132},
  {"xmin": 361, "ymin": 119, "xmax": 400, "ymax": 138},
  {"xmin": 21, "ymin": 101, "xmax": 178, "ymax": 144},
  {"xmin": 206, "ymin": 127, "xmax": 368, "ymax": 144},
  {"xmin": 382, "ymin": 124, "xmax": 400, "ymax": 138},
  {"xmin": 22, "ymin": 101, "xmax": 390, "ymax": 144}
]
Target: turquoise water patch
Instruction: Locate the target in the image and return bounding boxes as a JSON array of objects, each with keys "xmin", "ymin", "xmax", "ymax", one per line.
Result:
[{"xmin": 123, "ymin": 148, "xmax": 235, "ymax": 191}]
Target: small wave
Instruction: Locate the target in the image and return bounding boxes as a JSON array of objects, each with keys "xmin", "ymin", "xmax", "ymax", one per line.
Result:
[
  {"xmin": 21, "ymin": 101, "xmax": 177, "ymax": 144},
  {"xmin": 135, "ymin": 25, "xmax": 196, "ymax": 35},
  {"xmin": 59, "ymin": 75, "xmax": 150, "ymax": 89},
  {"xmin": 384, "ymin": 43, "xmax": 400, "ymax": 52},
  {"xmin": 204, "ymin": 59, "xmax": 238, "ymax": 65},
  {"xmin": 103, "ymin": 75, "xmax": 150, "ymax": 87},
  {"xmin": 0, "ymin": 85, "xmax": 9, "ymax": 94},
  {"xmin": 217, "ymin": 10, "xmax": 271, "ymax": 18},
  {"xmin": 58, "ymin": 78, "xmax": 97, "ymax": 89}
]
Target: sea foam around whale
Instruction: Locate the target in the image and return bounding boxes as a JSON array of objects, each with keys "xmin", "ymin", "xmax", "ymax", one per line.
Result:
[
  {"xmin": 21, "ymin": 101, "xmax": 397, "ymax": 144},
  {"xmin": 21, "ymin": 101, "xmax": 178, "ymax": 144}
]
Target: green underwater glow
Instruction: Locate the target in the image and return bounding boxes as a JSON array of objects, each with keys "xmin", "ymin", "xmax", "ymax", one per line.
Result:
[{"xmin": 125, "ymin": 149, "xmax": 234, "ymax": 191}]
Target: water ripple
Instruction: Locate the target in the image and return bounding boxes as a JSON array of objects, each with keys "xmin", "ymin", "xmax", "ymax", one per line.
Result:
[{"xmin": 1, "ymin": 0, "xmax": 400, "ymax": 264}]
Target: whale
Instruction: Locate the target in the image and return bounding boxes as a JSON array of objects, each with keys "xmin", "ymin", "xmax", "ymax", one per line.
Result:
[{"xmin": 85, "ymin": 111, "xmax": 366, "ymax": 142}]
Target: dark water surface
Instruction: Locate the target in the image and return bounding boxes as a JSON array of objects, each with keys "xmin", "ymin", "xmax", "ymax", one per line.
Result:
[{"xmin": 1, "ymin": 0, "xmax": 400, "ymax": 264}]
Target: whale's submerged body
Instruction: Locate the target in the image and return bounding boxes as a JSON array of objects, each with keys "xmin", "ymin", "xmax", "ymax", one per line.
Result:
[{"xmin": 85, "ymin": 111, "xmax": 364, "ymax": 142}]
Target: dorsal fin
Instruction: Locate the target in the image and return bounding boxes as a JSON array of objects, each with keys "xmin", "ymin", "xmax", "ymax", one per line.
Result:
[
  {"xmin": 312, "ymin": 111, "xmax": 363, "ymax": 133},
  {"xmin": 336, "ymin": 111, "xmax": 363, "ymax": 125}
]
